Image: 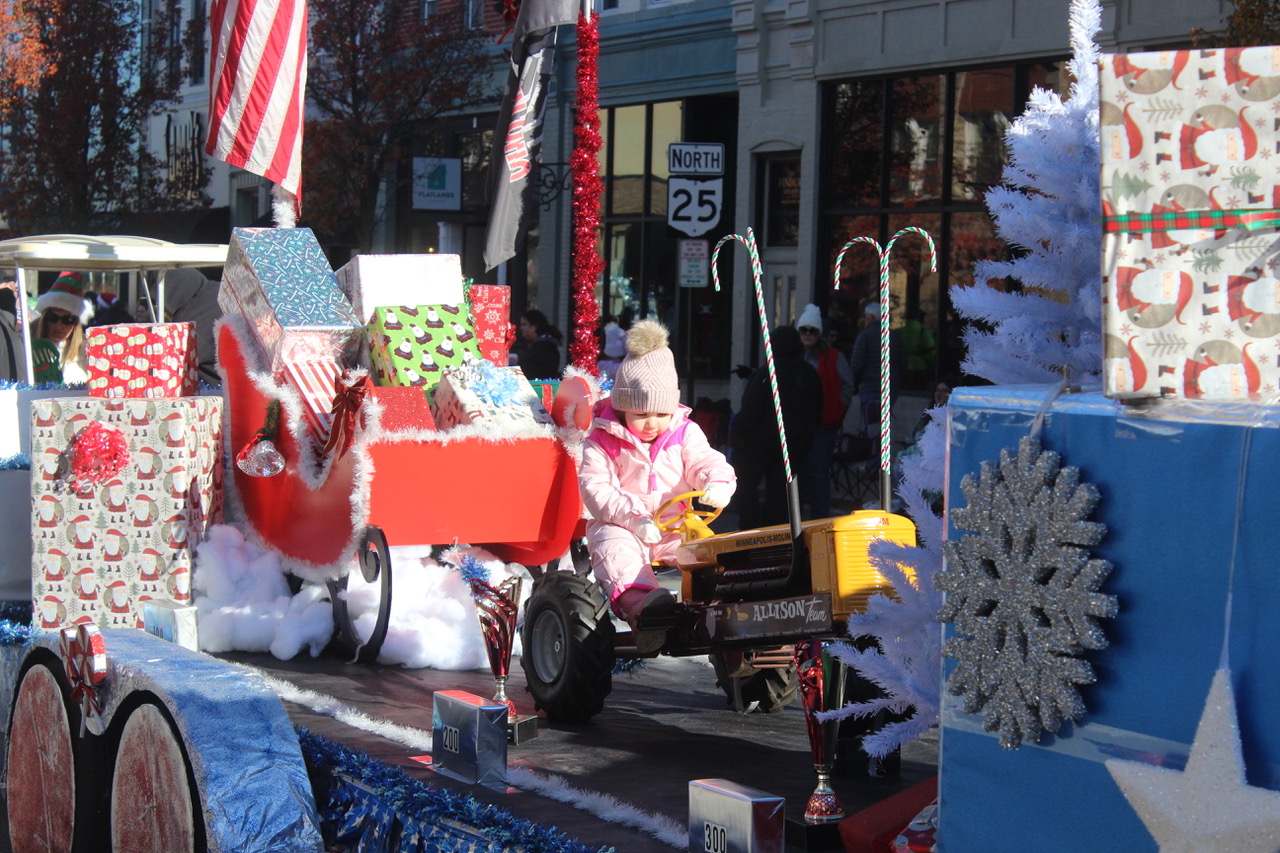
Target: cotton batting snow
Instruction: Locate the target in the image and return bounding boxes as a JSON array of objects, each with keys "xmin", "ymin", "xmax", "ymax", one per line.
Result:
[{"xmin": 193, "ymin": 524, "xmax": 533, "ymax": 669}]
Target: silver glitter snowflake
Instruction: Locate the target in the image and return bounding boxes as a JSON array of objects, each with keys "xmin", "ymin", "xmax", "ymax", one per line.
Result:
[{"xmin": 937, "ymin": 435, "xmax": 1118, "ymax": 749}]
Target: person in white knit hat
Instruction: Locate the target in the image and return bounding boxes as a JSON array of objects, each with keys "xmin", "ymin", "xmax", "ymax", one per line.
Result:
[
  {"xmin": 578, "ymin": 319, "xmax": 737, "ymax": 653},
  {"xmin": 32, "ymin": 271, "xmax": 94, "ymax": 384}
]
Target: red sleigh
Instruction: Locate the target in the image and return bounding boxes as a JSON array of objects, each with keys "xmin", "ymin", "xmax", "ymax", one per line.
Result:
[{"xmin": 218, "ymin": 323, "xmax": 586, "ymax": 662}]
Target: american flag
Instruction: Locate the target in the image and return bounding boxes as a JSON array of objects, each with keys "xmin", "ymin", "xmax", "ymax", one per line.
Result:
[{"xmin": 205, "ymin": 0, "xmax": 307, "ymax": 197}]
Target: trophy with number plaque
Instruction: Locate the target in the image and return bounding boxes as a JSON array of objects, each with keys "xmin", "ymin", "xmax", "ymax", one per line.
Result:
[{"xmin": 471, "ymin": 577, "xmax": 538, "ymax": 743}]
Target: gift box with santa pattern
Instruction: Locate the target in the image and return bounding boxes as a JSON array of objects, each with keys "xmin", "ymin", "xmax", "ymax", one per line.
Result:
[
  {"xmin": 367, "ymin": 304, "xmax": 481, "ymax": 392},
  {"xmin": 85, "ymin": 322, "xmax": 200, "ymax": 398},
  {"xmin": 29, "ymin": 397, "xmax": 222, "ymax": 631},
  {"xmin": 217, "ymin": 226, "xmax": 365, "ymax": 372},
  {"xmin": 1100, "ymin": 46, "xmax": 1280, "ymax": 400}
]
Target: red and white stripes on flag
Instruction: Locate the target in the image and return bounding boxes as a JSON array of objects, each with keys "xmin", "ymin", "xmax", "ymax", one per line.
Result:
[{"xmin": 206, "ymin": 0, "xmax": 307, "ymax": 197}]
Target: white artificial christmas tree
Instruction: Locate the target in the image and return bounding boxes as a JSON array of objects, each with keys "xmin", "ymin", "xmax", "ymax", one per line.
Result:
[{"xmin": 821, "ymin": 0, "xmax": 1104, "ymax": 757}]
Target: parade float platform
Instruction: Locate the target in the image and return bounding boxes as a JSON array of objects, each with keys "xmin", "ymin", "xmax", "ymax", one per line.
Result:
[{"xmin": 219, "ymin": 634, "xmax": 939, "ymax": 853}]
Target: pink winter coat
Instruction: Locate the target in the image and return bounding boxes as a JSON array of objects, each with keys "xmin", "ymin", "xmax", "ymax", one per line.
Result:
[{"xmin": 579, "ymin": 401, "xmax": 736, "ymax": 539}]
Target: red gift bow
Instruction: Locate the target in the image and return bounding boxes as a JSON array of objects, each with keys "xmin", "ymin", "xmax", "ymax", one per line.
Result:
[
  {"xmin": 64, "ymin": 421, "xmax": 130, "ymax": 495},
  {"xmin": 322, "ymin": 374, "xmax": 370, "ymax": 460},
  {"xmin": 60, "ymin": 623, "xmax": 107, "ymax": 734}
]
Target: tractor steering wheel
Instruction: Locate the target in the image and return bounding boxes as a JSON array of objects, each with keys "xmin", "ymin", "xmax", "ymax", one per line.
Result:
[{"xmin": 653, "ymin": 490, "xmax": 724, "ymax": 535}]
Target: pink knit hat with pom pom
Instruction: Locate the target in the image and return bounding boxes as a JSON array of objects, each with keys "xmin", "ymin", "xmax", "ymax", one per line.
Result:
[{"xmin": 610, "ymin": 320, "xmax": 679, "ymax": 413}]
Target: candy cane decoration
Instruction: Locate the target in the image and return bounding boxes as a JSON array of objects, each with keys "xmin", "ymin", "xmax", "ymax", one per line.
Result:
[
  {"xmin": 833, "ymin": 227, "xmax": 937, "ymax": 508},
  {"xmin": 711, "ymin": 228, "xmax": 794, "ymax": 483},
  {"xmin": 60, "ymin": 623, "xmax": 108, "ymax": 736}
]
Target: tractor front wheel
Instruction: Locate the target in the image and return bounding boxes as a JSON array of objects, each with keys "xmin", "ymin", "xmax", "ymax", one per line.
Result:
[
  {"xmin": 520, "ymin": 572, "xmax": 615, "ymax": 723},
  {"xmin": 711, "ymin": 650, "xmax": 799, "ymax": 714}
]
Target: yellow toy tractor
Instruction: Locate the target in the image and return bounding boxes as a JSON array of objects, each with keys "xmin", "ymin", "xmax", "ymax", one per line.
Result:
[{"xmin": 519, "ymin": 491, "xmax": 915, "ymax": 722}]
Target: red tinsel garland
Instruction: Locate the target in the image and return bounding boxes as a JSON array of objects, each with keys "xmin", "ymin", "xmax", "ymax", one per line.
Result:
[
  {"xmin": 568, "ymin": 11, "xmax": 603, "ymax": 374},
  {"xmin": 66, "ymin": 421, "xmax": 130, "ymax": 495}
]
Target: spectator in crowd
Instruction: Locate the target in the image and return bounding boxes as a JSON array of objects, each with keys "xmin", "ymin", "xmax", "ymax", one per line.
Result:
[
  {"xmin": 512, "ymin": 309, "xmax": 563, "ymax": 381},
  {"xmin": 162, "ymin": 268, "xmax": 223, "ymax": 386},
  {"xmin": 901, "ymin": 307, "xmax": 936, "ymax": 387},
  {"xmin": 597, "ymin": 314, "xmax": 627, "ymax": 381},
  {"xmin": 0, "ymin": 287, "xmax": 20, "ymax": 381},
  {"xmin": 31, "ymin": 272, "xmax": 94, "ymax": 385},
  {"xmin": 796, "ymin": 304, "xmax": 854, "ymax": 519},
  {"xmin": 86, "ymin": 291, "xmax": 134, "ymax": 327},
  {"xmin": 850, "ymin": 302, "xmax": 905, "ymax": 439},
  {"xmin": 729, "ymin": 325, "xmax": 823, "ymax": 529}
]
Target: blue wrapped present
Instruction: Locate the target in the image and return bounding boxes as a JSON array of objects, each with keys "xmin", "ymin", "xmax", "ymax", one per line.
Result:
[
  {"xmin": 218, "ymin": 227, "xmax": 364, "ymax": 371},
  {"xmin": 941, "ymin": 386, "xmax": 1280, "ymax": 852}
]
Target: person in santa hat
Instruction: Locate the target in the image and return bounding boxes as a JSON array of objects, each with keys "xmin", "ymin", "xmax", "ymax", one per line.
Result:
[
  {"xmin": 32, "ymin": 271, "xmax": 94, "ymax": 384},
  {"xmin": 39, "ymin": 447, "xmax": 62, "ymax": 482}
]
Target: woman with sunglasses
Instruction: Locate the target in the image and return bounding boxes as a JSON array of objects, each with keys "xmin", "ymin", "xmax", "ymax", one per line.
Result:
[{"xmin": 32, "ymin": 271, "xmax": 93, "ymax": 384}]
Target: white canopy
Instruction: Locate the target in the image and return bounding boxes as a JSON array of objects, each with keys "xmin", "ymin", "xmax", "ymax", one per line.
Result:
[{"xmin": 0, "ymin": 234, "xmax": 230, "ymax": 382}]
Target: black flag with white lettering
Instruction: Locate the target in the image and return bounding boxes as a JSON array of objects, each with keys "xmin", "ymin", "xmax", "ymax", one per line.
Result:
[{"xmin": 483, "ymin": 0, "xmax": 577, "ymax": 271}]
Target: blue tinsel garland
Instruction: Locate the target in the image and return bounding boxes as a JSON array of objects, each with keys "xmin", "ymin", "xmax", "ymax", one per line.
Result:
[
  {"xmin": 0, "ymin": 453, "xmax": 30, "ymax": 470},
  {"xmin": 451, "ymin": 552, "xmax": 489, "ymax": 587},
  {"xmin": 0, "ymin": 379, "xmax": 80, "ymax": 391},
  {"xmin": 0, "ymin": 618, "xmax": 35, "ymax": 646},
  {"xmin": 298, "ymin": 728, "xmax": 615, "ymax": 853}
]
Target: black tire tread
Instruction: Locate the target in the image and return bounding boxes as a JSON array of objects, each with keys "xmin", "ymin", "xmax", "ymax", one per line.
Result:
[{"xmin": 519, "ymin": 572, "xmax": 615, "ymax": 723}]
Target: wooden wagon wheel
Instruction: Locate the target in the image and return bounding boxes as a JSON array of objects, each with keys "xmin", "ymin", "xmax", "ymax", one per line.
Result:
[
  {"xmin": 327, "ymin": 525, "xmax": 393, "ymax": 664},
  {"xmin": 110, "ymin": 703, "xmax": 197, "ymax": 853},
  {"xmin": 7, "ymin": 663, "xmax": 75, "ymax": 853}
]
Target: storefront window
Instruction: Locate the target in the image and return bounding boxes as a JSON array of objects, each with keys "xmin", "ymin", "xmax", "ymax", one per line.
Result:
[
  {"xmin": 820, "ymin": 59, "xmax": 1066, "ymax": 388},
  {"xmin": 598, "ymin": 96, "xmax": 736, "ymax": 383},
  {"xmin": 762, "ymin": 156, "xmax": 801, "ymax": 248}
]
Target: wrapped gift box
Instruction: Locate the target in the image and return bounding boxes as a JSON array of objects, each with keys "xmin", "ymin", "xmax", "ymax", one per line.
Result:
[
  {"xmin": 85, "ymin": 322, "xmax": 200, "ymax": 399},
  {"xmin": 368, "ymin": 305, "xmax": 481, "ymax": 391},
  {"xmin": 1100, "ymin": 46, "xmax": 1280, "ymax": 401},
  {"xmin": 335, "ymin": 254, "xmax": 465, "ymax": 324},
  {"xmin": 278, "ymin": 356, "xmax": 340, "ymax": 448},
  {"xmin": 367, "ymin": 386, "xmax": 435, "ymax": 433},
  {"xmin": 217, "ymin": 227, "xmax": 364, "ymax": 372},
  {"xmin": 431, "ymin": 364, "xmax": 549, "ymax": 430},
  {"xmin": 30, "ymin": 397, "xmax": 223, "ymax": 631},
  {"xmin": 941, "ymin": 386, "xmax": 1280, "ymax": 851},
  {"xmin": 467, "ymin": 284, "xmax": 514, "ymax": 366}
]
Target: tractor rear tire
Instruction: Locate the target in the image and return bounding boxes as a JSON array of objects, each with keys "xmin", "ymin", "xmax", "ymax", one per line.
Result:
[
  {"xmin": 711, "ymin": 651, "xmax": 799, "ymax": 714},
  {"xmin": 520, "ymin": 572, "xmax": 615, "ymax": 723}
]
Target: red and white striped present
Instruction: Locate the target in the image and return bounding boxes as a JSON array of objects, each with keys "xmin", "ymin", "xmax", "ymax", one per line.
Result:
[
  {"xmin": 278, "ymin": 358, "xmax": 340, "ymax": 447},
  {"xmin": 468, "ymin": 285, "xmax": 514, "ymax": 365}
]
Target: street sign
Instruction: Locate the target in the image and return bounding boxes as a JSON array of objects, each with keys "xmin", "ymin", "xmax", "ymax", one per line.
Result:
[
  {"xmin": 668, "ymin": 142, "xmax": 725, "ymax": 176},
  {"xmin": 678, "ymin": 239, "xmax": 709, "ymax": 288},
  {"xmin": 668, "ymin": 177, "xmax": 723, "ymax": 237}
]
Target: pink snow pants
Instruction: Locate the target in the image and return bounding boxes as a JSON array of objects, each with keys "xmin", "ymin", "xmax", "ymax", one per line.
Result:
[{"xmin": 585, "ymin": 521, "xmax": 682, "ymax": 610}]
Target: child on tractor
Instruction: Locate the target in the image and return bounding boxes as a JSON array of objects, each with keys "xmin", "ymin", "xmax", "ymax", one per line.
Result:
[{"xmin": 578, "ymin": 319, "xmax": 737, "ymax": 653}]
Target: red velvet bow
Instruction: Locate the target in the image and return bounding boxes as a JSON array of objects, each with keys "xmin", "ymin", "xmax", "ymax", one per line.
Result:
[{"xmin": 322, "ymin": 374, "xmax": 370, "ymax": 460}]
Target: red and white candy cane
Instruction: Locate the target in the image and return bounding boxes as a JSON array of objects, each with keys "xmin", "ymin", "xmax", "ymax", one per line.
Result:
[
  {"xmin": 833, "ymin": 227, "xmax": 937, "ymax": 510},
  {"xmin": 59, "ymin": 623, "xmax": 107, "ymax": 736},
  {"xmin": 711, "ymin": 228, "xmax": 794, "ymax": 485}
]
